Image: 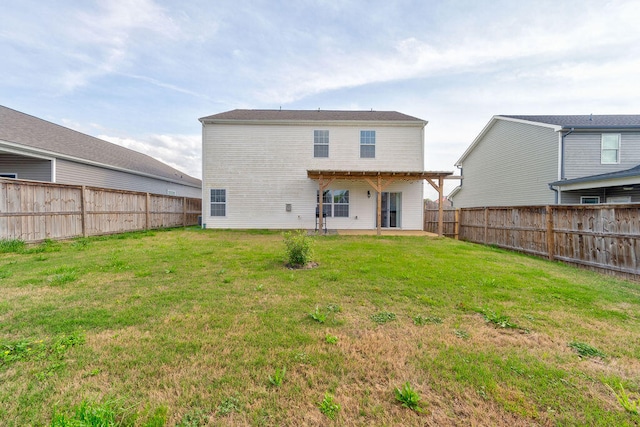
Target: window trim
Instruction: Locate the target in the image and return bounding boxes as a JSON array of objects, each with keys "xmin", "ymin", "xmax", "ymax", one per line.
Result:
[
  {"xmin": 0, "ymin": 173, "xmax": 17, "ymax": 178},
  {"xmin": 601, "ymin": 133, "xmax": 621, "ymax": 164},
  {"xmin": 317, "ymin": 189, "xmax": 349, "ymax": 218},
  {"xmin": 210, "ymin": 188, "xmax": 226, "ymax": 217},
  {"xmin": 360, "ymin": 130, "xmax": 376, "ymax": 158},
  {"xmin": 606, "ymin": 196, "xmax": 631, "ymax": 204},
  {"xmin": 314, "ymin": 130, "xmax": 329, "ymax": 158},
  {"xmin": 580, "ymin": 196, "xmax": 600, "ymax": 204}
]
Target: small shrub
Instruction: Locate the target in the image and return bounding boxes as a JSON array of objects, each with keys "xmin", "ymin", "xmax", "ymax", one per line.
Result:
[
  {"xmin": 569, "ymin": 341, "xmax": 606, "ymax": 359},
  {"xmin": 268, "ymin": 366, "xmax": 286, "ymax": 387},
  {"xmin": 607, "ymin": 383, "xmax": 639, "ymax": 415},
  {"xmin": 318, "ymin": 393, "xmax": 341, "ymax": 420},
  {"xmin": 283, "ymin": 230, "xmax": 313, "ymax": 267},
  {"xmin": 371, "ymin": 311, "xmax": 396, "ymax": 325},
  {"xmin": 394, "ymin": 382, "xmax": 423, "ymax": 412}
]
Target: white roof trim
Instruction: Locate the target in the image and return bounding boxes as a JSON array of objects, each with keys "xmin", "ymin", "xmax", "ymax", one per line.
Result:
[{"xmin": 554, "ymin": 176, "xmax": 640, "ymax": 191}]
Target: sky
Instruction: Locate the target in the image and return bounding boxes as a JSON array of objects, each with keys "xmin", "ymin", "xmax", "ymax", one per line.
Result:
[{"xmin": 2, "ymin": 0, "xmax": 640, "ymax": 199}]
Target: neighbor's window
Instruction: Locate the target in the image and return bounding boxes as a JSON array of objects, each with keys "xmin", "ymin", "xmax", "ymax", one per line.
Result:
[
  {"xmin": 580, "ymin": 196, "xmax": 600, "ymax": 204},
  {"xmin": 601, "ymin": 134, "xmax": 620, "ymax": 164},
  {"xmin": 360, "ymin": 130, "xmax": 375, "ymax": 158},
  {"xmin": 606, "ymin": 196, "xmax": 631, "ymax": 204},
  {"xmin": 314, "ymin": 130, "xmax": 329, "ymax": 158},
  {"xmin": 0, "ymin": 173, "xmax": 17, "ymax": 178},
  {"xmin": 210, "ymin": 189, "xmax": 226, "ymax": 216},
  {"xmin": 317, "ymin": 190, "xmax": 349, "ymax": 217}
]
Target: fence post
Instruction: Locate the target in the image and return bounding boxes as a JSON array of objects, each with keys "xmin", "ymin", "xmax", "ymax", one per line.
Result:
[
  {"xmin": 484, "ymin": 207, "xmax": 489, "ymax": 244},
  {"xmin": 454, "ymin": 208, "xmax": 460, "ymax": 240},
  {"xmin": 546, "ymin": 205, "xmax": 555, "ymax": 260},
  {"xmin": 145, "ymin": 193, "xmax": 151, "ymax": 230},
  {"xmin": 81, "ymin": 185, "xmax": 88, "ymax": 238},
  {"xmin": 183, "ymin": 197, "xmax": 187, "ymax": 226}
]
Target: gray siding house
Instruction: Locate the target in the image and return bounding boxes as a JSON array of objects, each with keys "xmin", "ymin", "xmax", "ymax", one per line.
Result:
[
  {"xmin": 0, "ymin": 105, "xmax": 201, "ymax": 197},
  {"xmin": 450, "ymin": 115, "xmax": 640, "ymax": 207}
]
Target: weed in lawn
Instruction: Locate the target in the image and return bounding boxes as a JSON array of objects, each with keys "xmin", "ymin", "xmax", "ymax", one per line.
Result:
[
  {"xmin": 254, "ymin": 284, "xmax": 264, "ymax": 291},
  {"xmin": 48, "ymin": 270, "xmax": 78, "ymax": 286},
  {"xmin": 318, "ymin": 392, "xmax": 341, "ymax": 420},
  {"xmin": 479, "ymin": 308, "xmax": 519, "ymax": 329},
  {"xmin": 569, "ymin": 342, "xmax": 606, "ymax": 359},
  {"xmin": 145, "ymin": 405, "xmax": 168, "ymax": 427},
  {"xmin": 326, "ymin": 303, "xmax": 341, "ymax": 313},
  {"xmin": 394, "ymin": 382, "xmax": 423, "ymax": 412},
  {"xmin": 325, "ymin": 335, "xmax": 338, "ymax": 344},
  {"xmin": 309, "ymin": 305, "xmax": 327, "ymax": 323},
  {"xmin": 371, "ymin": 311, "xmax": 396, "ymax": 325},
  {"xmin": 268, "ymin": 366, "xmax": 286, "ymax": 387},
  {"xmin": 454, "ymin": 329, "xmax": 470, "ymax": 339},
  {"xmin": 50, "ymin": 399, "xmax": 118, "ymax": 427},
  {"xmin": 607, "ymin": 383, "xmax": 639, "ymax": 415},
  {"xmin": 283, "ymin": 230, "xmax": 314, "ymax": 267},
  {"xmin": 25, "ymin": 239, "xmax": 61, "ymax": 254},
  {"xmin": 176, "ymin": 408, "xmax": 209, "ymax": 426},
  {"xmin": 0, "ymin": 239, "xmax": 26, "ymax": 253},
  {"xmin": 217, "ymin": 396, "xmax": 240, "ymax": 416},
  {"xmin": 413, "ymin": 314, "xmax": 443, "ymax": 325}
]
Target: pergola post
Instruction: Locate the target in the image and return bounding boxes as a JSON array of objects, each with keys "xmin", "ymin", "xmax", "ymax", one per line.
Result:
[{"xmin": 426, "ymin": 176, "xmax": 446, "ymax": 237}]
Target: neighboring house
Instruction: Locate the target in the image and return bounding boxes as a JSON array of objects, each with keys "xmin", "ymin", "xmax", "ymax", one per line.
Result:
[
  {"xmin": 200, "ymin": 109, "xmax": 451, "ymax": 233},
  {"xmin": 450, "ymin": 115, "xmax": 640, "ymax": 207},
  {"xmin": 0, "ymin": 105, "xmax": 201, "ymax": 197}
]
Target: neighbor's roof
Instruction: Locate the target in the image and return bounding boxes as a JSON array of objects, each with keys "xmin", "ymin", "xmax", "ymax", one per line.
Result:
[
  {"xmin": 550, "ymin": 164, "xmax": 640, "ymax": 187},
  {"xmin": 0, "ymin": 105, "xmax": 201, "ymax": 187},
  {"xmin": 501, "ymin": 115, "xmax": 640, "ymax": 129},
  {"xmin": 200, "ymin": 109, "xmax": 426, "ymax": 124}
]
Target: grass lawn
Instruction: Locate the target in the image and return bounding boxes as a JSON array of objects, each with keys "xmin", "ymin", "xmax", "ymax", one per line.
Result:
[{"xmin": 1, "ymin": 228, "xmax": 639, "ymax": 426}]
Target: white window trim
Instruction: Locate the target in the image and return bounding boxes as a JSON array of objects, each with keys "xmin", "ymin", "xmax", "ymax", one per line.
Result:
[
  {"xmin": 360, "ymin": 130, "xmax": 376, "ymax": 159},
  {"xmin": 210, "ymin": 188, "xmax": 226, "ymax": 217},
  {"xmin": 580, "ymin": 196, "xmax": 600, "ymax": 204},
  {"xmin": 0, "ymin": 173, "xmax": 17, "ymax": 178},
  {"xmin": 313, "ymin": 130, "xmax": 329, "ymax": 158},
  {"xmin": 601, "ymin": 134, "xmax": 621, "ymax": 165}
]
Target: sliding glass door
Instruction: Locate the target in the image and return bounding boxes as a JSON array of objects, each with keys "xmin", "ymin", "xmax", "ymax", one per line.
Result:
[{"xmin": 376, "ymin": 192, "xmax": 401, "ymax": 228}]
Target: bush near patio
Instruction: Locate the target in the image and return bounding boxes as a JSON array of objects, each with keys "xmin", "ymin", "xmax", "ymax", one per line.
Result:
[{"xmin": 0, "ymin": 228, "xmax": 639, "ymax": 426}]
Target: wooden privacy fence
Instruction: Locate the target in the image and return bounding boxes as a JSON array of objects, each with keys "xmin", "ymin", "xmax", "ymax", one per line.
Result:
[
  {"xmin": 425, "ymin": 204, "xmax": 640, "ymax": 279},
  {"xmin": 0, "ymin": 179, "xmax": 202, "ymax": 242}
]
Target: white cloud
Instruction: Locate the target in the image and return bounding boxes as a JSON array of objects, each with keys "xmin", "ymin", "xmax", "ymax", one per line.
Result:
[{"xmin": 98, "ymin": 134, "xmax": 201, "ymax": 179}]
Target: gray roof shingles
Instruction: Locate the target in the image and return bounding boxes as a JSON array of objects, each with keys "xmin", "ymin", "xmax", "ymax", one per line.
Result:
[
  {"xmin": 0, "ymin": 106, "xmax": 200, "ymax": 186},
  {"xmin": 200, "ymin": 109, "xmax": 426, "ymax": 123},
  {"xmin": 502, "ymin": 115, "xmax": 640, "ymax": 128}
]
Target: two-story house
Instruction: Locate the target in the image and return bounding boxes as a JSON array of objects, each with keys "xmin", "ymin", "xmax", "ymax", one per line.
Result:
[
  {"xmin": 199, "ymin": 109, "xmax": 452, "ymax": 234},
  {"xmin": 449, "ymin": 115, "xmax": 640, "ymax": 207}
]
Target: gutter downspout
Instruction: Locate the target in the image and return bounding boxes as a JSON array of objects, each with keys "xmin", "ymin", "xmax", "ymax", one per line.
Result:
[{"xmin": 557, "ymin": 127, "xmax": 574, "ymax": 205}]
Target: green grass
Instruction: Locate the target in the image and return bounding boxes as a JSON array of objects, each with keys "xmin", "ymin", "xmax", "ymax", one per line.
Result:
[{"xmin": 1, "ymin": 228, "xmax": 639, "ymax": 426}]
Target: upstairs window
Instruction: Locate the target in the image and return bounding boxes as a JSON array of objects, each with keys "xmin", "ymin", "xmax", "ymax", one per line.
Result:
[
  {"xmin": 314, "ymin": 130, "xmax": 329, "ymax": 158},
  {"xmin": 601, "ymin": 134, "xmax": 620, "ymax": 164},
  {"xmin": 210, "ymin": 189, "xmax": 226, "ymax": 216},
  {"xmin": 360, "ymin": 130, "xmax": 375, "ymax": 158}
]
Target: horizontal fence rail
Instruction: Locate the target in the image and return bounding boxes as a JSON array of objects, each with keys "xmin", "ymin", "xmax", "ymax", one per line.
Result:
[
  {"xmin": 425, "ymin": 204, "xmax": 640, "ymax": 280},
  {"xmin": 0, "ymin": 179, "xmax": 202, "ymax": 242}
]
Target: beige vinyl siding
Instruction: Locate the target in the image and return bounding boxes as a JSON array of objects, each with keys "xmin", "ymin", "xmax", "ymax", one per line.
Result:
[
  {"xmin": 564, "ymin": 132, "xmax": 640, "ymax": 179},
  {"xmin": 56, "ymin": 159, "xmax": 201, "ymax": 198},
  {"xmin": 202, "ymin": 122, "xmax": 425, "ymax": 229},
  {"xmin": 0, "ymin": 153, "xmax": 52, "ymax": 181},
  {"xmin": 453, "ymin": 120, "xmax": 558, "ymax": 208}
]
